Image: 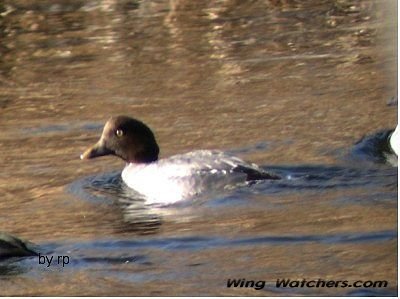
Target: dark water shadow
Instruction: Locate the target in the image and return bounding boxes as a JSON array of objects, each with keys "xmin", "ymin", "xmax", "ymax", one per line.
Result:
[
  {"xmin": 257, "ymin": 163, "xmax": 397, "ymax": 193},
  {"xmin": 37, "ymin": 228, "xmax": 396, "ymax": 269},
  {"xmin": 346, "ymin": 288, "xmax": 397, "ymax": 297},
  {"xmin": 71, "ymin": 229, "xmax": 396, "ymax": 251},
  {"xmin": 260, "ymin": 280, "xmax": 397, "ymax": 297}
]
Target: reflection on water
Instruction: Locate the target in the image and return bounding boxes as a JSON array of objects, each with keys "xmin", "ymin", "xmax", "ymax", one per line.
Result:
[{"xmin": 0, "ymin": 0, "xmax": 397, "ymax": 296}]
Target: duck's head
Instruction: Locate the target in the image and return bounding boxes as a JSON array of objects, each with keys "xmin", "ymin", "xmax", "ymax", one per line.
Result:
[{"xmin": 80, "ymin": 116, "xmax": 159, "ymax": 163}]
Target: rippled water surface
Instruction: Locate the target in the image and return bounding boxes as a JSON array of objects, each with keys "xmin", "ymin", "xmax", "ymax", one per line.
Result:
[{"xmin": 0, "ymin": 0, "xmax": 397, "ymax": 296}]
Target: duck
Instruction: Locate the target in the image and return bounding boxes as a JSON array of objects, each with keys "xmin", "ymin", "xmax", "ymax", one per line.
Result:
[
  {"xmin": 0, "ymin": 232, "xmax": 37, "ymax": 259},
  {"xmin": 81, "ymin": 116, "xmax": 280, "ymax": 205},
  {"xmin": 390, "ymin": 125, "xmax": 399, "ymax": 157},
  {"xmin": 352, "ymin": 126, "xmax": 398, "ymax": 167}
]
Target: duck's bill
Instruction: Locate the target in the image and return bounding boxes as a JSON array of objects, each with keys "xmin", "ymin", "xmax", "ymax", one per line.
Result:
[{"xmin": 80, "ymin": 142, "xmax": 113, "ymax": 160}]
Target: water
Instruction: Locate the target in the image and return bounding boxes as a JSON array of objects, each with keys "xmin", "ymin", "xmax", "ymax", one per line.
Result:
[{"xmin": 0, "ymin": 0, "xmax": 397, "ymax": 296}]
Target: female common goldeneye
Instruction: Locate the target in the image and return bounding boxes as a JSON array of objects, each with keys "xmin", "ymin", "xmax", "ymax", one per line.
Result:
[{"xmin": 81, "ymin": 116, "xmax": 280, "ymax": 204}]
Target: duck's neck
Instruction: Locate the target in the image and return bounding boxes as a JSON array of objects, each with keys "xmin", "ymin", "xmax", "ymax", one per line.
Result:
[
  {"xmin": 124, "ymin": 142, "xmax": 159, "ymax": 164},
  {"xmin": 127, "ymin": 152, "xmax": 159, "ymax": 164}
]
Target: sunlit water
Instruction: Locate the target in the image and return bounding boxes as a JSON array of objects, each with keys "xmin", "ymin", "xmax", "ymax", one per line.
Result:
[{"xmin": 0, "ymin": 0, "xmax": 397, "ymax": 296}]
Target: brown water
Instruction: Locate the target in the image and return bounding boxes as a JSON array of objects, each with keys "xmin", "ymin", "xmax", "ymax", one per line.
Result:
[{"xmin": 0, "ymin": 0, "xmax": 397, "ymax": 296}]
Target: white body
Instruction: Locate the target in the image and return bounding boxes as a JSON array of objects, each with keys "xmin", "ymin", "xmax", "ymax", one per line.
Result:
[
  {"xmin": 390, "ymin": 125, "xmax": 399, "ymax": 156},
  {"xmin": 121, "ymin": 150, "xmax": 263, "ymax": 204}
]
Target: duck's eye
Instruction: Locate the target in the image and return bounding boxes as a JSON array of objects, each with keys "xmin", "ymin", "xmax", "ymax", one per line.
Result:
[{"xmin": 115, "ymin": 129, "xmax": 124, "ymax": 137}]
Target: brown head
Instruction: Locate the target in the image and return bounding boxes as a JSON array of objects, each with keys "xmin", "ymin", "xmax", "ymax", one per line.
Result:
[{"xmin": 80, "ymin": 116, "xmax": 159, "ymax": 163}]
